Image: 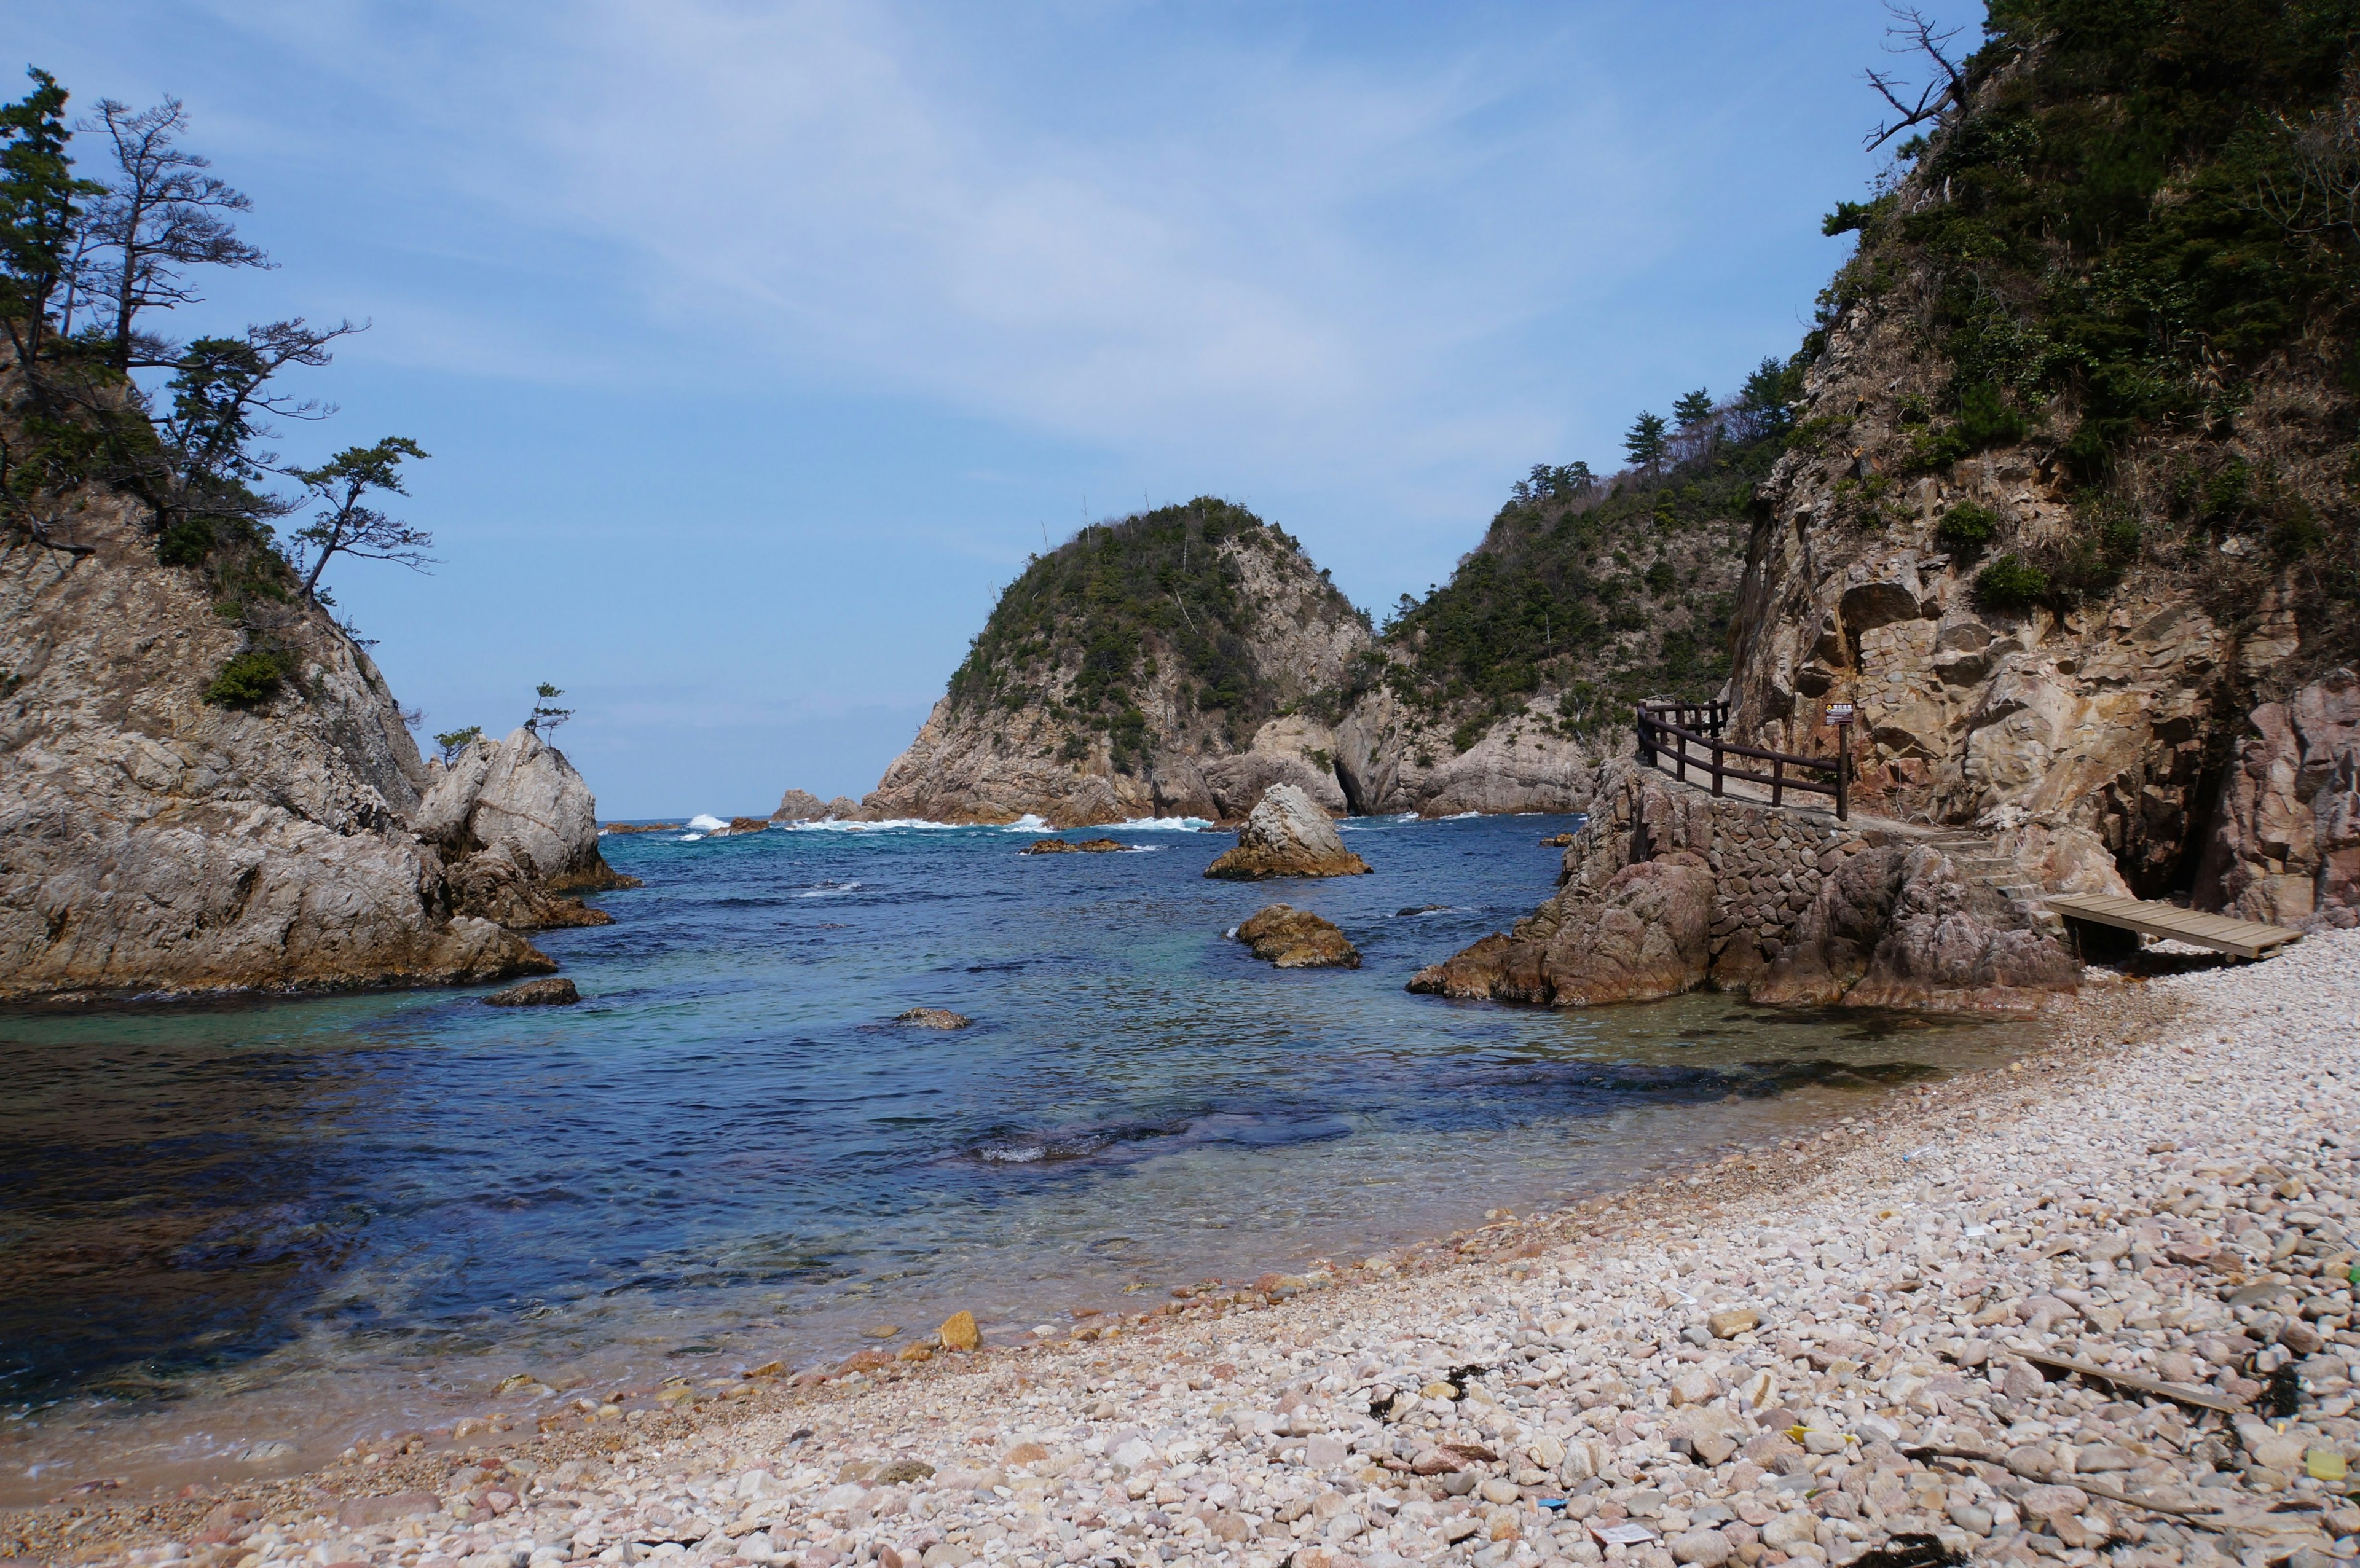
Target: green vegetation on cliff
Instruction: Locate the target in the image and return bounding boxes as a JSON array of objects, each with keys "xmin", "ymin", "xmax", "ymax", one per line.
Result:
[
  {"xmin": 1826, "ymin": 0, "xmax": 2360, "ymax": 654},
  {"xmin": 1370, "ymin": 361, "xmax": 1803, "ymax": 751},
  {"xmin": 945, "ymin": 498, "xmax": 1361, "ymax": 772}
]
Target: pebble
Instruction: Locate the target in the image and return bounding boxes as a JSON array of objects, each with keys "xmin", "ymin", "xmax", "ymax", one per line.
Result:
[{"xmin": 40, "ymin": 930, "xmax": 2360, "ymax": 1568}]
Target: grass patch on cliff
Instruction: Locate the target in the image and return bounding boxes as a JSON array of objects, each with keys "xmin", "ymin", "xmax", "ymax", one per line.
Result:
[{"xmin": 944, "ymin": 497, "xmax": 1361, "ymax": 767}]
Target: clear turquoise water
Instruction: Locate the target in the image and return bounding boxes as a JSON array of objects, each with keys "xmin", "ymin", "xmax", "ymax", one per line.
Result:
[{"xmin": 0, "ymin": 812, "xmax": 2034, "ymax": 1496}]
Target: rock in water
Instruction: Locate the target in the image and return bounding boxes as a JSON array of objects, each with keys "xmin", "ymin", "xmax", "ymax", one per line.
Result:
[
  {"xmin": 483, "ymin": 978, "xmax": 580, "ymax": 1007},
  {"xmin": 1021, "ymin": 837, "xmax": 1127, "ymax": 855},
  {"xmin": 1233, "ymin": 904, "xmax": 1359, "ymax": 968},
  {"xmin": 413, "ymin": 727, "xmax": 636, "ymax": 931},
  {"xmin": 0, "ymin": 469, "xmax": 554, "ymax": 1002},
  {"xmin": 772, "ymin": 788, "xmax": 828, "ymax": 822},
  {"xmin": 1205, "ymin": 785, "xmax": 1371, "ymax": 880},
  {"xmin": 895, "ymin": 1007, "xmax": 972, "ymax": 1029}
]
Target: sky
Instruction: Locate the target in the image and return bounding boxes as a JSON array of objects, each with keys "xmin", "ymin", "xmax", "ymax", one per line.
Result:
[{"xmin": 17, "ymin": 1, "xmax": 1962, "ymax": 817}]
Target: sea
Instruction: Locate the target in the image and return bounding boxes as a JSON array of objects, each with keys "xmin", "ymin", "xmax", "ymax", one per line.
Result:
[{"xmin": 0, "ymin": 811, "xmax": 2041, "ymax": 1502}]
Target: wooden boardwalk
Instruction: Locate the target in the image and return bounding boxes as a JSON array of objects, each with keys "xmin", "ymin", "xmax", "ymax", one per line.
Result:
[{"xmin": 2046, "ymin": 893, "xmax": 2303, "ymax": 961}]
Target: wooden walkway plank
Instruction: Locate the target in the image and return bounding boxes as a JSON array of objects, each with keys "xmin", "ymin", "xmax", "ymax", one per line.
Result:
[{"xmin": 2046, "ymin": 893, "xmax": 2303, "ymax": 960}]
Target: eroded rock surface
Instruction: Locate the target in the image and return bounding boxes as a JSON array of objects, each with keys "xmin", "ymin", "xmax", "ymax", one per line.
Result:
[
  {"xmin": 414, "ymin": 728, "xmax": 632, "ymax": 931},
  {"xmin": 1411, "ymin": 760, "xmax": 2080, "ymax": 1013},
  {"xmin": 1233, "ymin": 904, "xmax": 1359, "ymax": 968},
  {"xmin": 1205, "ymin": 785, "xmax": 1371, "ymax": 880},
  {"xmin": 2196, "ymin": 668, "xmax": 2360, "ymax": 931},
  {"xmin": 0, "ymin": 496, "xmax": 556, "ymax": 1002}
]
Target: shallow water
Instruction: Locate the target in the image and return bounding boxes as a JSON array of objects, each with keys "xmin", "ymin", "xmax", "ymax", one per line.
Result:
[{"xmin": 0, "ymin": 812, "xmax": 2037, "ymax": 1501}]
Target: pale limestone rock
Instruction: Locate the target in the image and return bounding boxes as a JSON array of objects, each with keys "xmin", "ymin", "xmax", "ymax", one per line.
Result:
[
  {"xmin": 0, "ymin": 493, "xmax": 556, "ymax": 1002},
  {"xmin": 1205, "ymin": 785, "xmax": 1371, "ymax": 879}
]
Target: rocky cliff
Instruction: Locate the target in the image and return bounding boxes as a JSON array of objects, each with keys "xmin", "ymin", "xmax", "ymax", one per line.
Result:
[
  {"xmin": 0, "ymin": 472, "xmax": 616, "ymax": 1003},
  {"xmin": 1718, "ymin": 2, "xmax": 2360, "ymax": 926},
  {"xmin": 1334, "ymin": 440, "xmax": 1773, "ymax": 817},
  {"xmin": 857, "ymin": 498, "xmax": 1369, "ymax": 826}
]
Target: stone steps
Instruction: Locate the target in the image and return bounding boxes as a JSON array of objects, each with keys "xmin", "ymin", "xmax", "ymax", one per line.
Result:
[{"xmin": 1923, "ymin": 834, "xmax": 2066, "ymax": 937}]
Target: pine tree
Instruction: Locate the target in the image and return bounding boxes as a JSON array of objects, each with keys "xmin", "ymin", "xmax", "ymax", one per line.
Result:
[
  {"xmin": 1624, "ymin": 411, "xmax": 1669, "ymax": 474},
  {"xmin": 1672, "ymin": 388, "xmax": 1715, "ymax": 431}
]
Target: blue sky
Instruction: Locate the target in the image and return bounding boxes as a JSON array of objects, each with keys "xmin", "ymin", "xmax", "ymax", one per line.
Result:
[{"xmin": 19, "ymin": 1, "xmax": 1957, "ymax": 817}]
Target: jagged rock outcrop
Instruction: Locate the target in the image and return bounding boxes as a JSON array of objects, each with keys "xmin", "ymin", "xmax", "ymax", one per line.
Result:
[
  {"xmin": 413, "ymin": 728, "xmax": 632, "ymax": 931},
  {"xmin": 1232, "ymin": 904, "xmax": 1359, "ymax": 968},
  {"xmin": 852, "ymin": 500, "xmax": 1367, "ymax": 826},
  {"xmin": 2195, "ymin": 669, "xmax": 2360, "ymax": 930},
  {"xmin": 0, "ymin": 493, "xmax": 558, "ymax": 1002},
  {"xmin": 772, "ymin": 788, "xmax": 860, "ymax": 823},
  {"xmin": 1205, "ymin": 785, "xmax": 1372, "ymax": 880},
  {"xmin": 1409, "ymin": 759, "xmax": 2081, "ymax": 1013}
]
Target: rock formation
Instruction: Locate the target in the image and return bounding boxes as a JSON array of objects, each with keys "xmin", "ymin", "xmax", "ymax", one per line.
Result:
[
  {"xmin": 412, "ymin": 728, "xmax": 633, "ymax": 931},
  {"xmin": 1232, "ymin": 904, "xmax": 1359, "ymax": 968},
  {"xmin": 894, "ymin": 1008, "xmax": 972, "ymax": 1029},
  {"xmin": 0, "ymin": 493, "xmax": 565, "ymax": 1002},
  {"xmin": 1410, "ymin": 760, "xmax": 2084, "ymax": 1013},
  {"xmin": 772, "ymin": 789, "xmax": 860, "ymax": 823},
  {"xmin": 484, "ymin": 977, "xmax": 580, "ymax": 1007},
  {"xmin": 2195, "ymin": 669, "xmax": 2360, "ymax": 930},
  {"xmin": 1020, "ymin": 837, "xmax": 1128, "ymax": 855},
  {"xmin": 851, "ymin": 500, "xmax": 1368, "ymax": 826},
  {"xmin": 1205, "ymin": 785, "xmax": 1372, "ymax": 880}
]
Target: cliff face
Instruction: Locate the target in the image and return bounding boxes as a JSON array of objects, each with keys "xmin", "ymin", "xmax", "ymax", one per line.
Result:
[
  {"xmin": 1721, "ymin": 4, "xmax": 2359, "ymax": 920},
  {"xmin": 859, "ymin": 500, "xmax": 1369, "ymax": 826},
  {"xmin": 0, "ymin": 488, "xmax": 617, "ymax": 1002}
]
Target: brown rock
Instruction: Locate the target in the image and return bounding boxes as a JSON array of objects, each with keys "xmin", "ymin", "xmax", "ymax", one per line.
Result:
[
  {"xmin": 938, "ymin": 1309, "xmax": 981, "ymax": 1352},
  {"xmin": 602, "ymin": 821, "xmax": 682, "ymax": 834},
  {"xmin": 1205, "ymin": 785, "xmax": 1371, "ymax": 879},
  {"xmin": 836, "ymin": 1349, "xmax": 893, "ymax": 1375},
  {"xmin": 482, "ymin": 977, "xmax": 580, "ymax": 1008},
  {"xmin": 894, "ymin": 1007, "xmax": 973, "ymax": 1029},
  {"xmin": 2197, "ymin": 668, "xmax": 2360, "ymax": 930},
  {"xmin": 1020, "ymin": 837, "xmax": 1130, "ymax": 855},
  {"xmin": 1233, "ymin": 904, "xmax": 1360, "ymax": 968}
]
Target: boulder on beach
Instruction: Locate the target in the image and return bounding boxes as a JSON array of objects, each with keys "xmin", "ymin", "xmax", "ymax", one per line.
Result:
[
  {"xmin": 483, "ymin": 977, "xmax": 580, "ymax": 1007},
  {"xmin": 1204, "ymin": 785, "xmax": 1370, "ymax": 880},
  {"xmin": 938, "ymin": 1309, "xmax": 981, "ymax": 1351},
  {"xmin": 1233, "ymin": 904, "xmax": 1359, "ymax": 968},
  {"xmin": 895, "ymin": 1007, "xmax": 972, "ymax": 1029}
]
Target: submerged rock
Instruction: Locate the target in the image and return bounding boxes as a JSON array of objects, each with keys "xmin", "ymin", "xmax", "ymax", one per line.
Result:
[
  {"xmin": 895, "ymin": 1007, "xmax": 973, "ymax": 1029},
  {"xmin": 482, "ymin": 977, "xmax": 580, "ymax": 1007},
  {"xmin": 1233, "ymin": 904, "xmax": 1359, "ymax": 968},
  {"xmin": 1205, "ymin": 785, "xmax": 1371, "ymax": 880},
  {"xmin": 1020, "ymin": 837, "xmax": 1128, "ymax": 855}
]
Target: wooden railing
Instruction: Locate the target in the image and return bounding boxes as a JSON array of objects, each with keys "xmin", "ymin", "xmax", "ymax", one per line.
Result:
[{"xmin": 1635, "ymin": 700, "xmax": 1849, "ymax": 821}]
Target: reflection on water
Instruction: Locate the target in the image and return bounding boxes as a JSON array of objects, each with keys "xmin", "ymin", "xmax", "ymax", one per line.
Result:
[{"xmin": 0, "ymin": 813, "xmax": 2041, "ymax": 1499}]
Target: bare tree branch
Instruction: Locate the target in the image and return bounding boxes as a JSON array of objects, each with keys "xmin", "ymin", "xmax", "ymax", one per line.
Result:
[{"xmin": 1864, "ymin": 4, "xmax": 1970, "ymax": 151}]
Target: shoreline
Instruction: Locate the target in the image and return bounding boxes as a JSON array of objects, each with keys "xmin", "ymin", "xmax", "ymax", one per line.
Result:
[{"xmin": 8, "ymin": 942, "xmax": 2293, "ymax": 1564}]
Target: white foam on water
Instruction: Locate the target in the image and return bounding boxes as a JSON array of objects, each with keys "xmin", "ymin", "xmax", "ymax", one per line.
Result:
[
  {"xmin": 1439, "ymin": 811, "xmax": 1481, "ymax": 821},
  {"xmin": 686, "ymin": 813, "xmax": 728, "ymax": 834},
  {"xmin": 1111, "ymin": 815, "xmax": 1212, "ymax": 831},
  {"xmin": 678, "ymin": 833, "xmax": 706, "ymax": 842},
  {"xmin": 793, "ymin": 880, "xmax": 865, "ymax": 898}
]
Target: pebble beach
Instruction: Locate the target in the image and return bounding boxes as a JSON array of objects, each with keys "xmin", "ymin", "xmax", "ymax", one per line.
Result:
[{"xmin": 18, "ymin": 929, "xmax": 2360, "ymax": 1568}]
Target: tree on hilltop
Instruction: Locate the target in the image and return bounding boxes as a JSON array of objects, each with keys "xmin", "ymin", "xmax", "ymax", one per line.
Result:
[
  {"xmin": 1624, "ymin": 411, "xmax": 1669, "ymax": 474},
  {"xmin": 1672, "ymin": 388, "xmax": 1715, "ymax": 431}
]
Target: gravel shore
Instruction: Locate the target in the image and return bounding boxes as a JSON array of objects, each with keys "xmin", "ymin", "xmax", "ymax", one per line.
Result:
[{"xmin": 17, "ymin": 930, "xmax": 2360, "ymax": 1568}]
